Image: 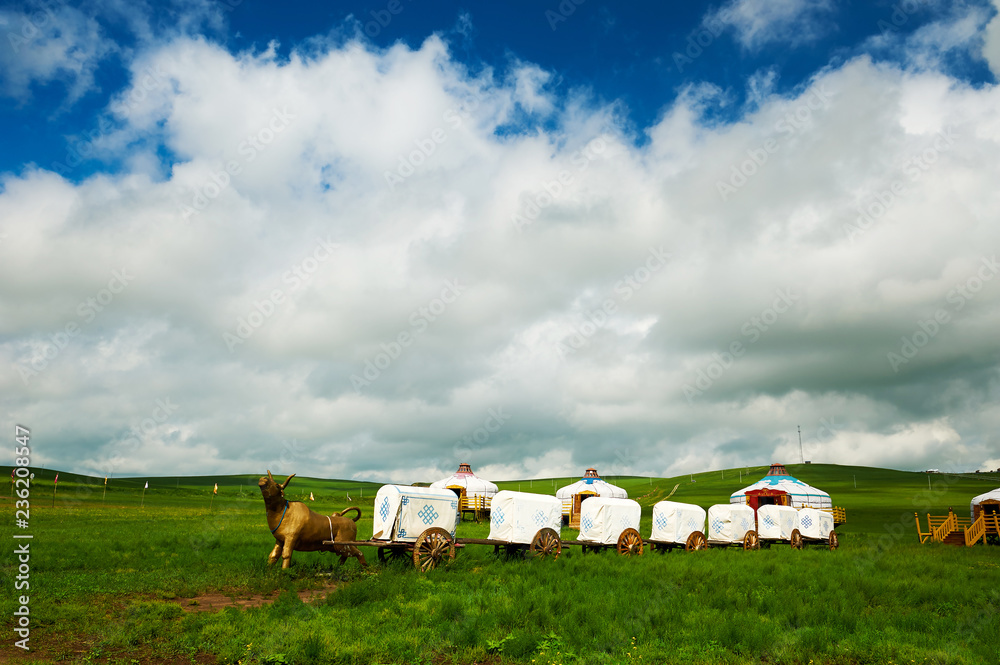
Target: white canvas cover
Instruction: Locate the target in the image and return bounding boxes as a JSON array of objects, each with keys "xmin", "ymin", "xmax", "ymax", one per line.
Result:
[
  {"xmin": 650, "ymin": 501, "xmax": 706, "ymax": 544},
  {"xmin": 970, "ymin": 488, "xmax": 1000, "ymax": 518},
  {"xmin": 430, "ymin": 465, "xmax": 499, "ymax": 500},
  {"xmin": 556, "ymin": 476, "xmax": 627, "ymax": 513},
  {"xmin": 707, "ymin": 504, "xmax": 755, "ymax": 543},
  {"xmin": 488, "ymin": 491, "xmax": 563, "ymax": 545},
  {"xmin": 797, "ymin": 507, "xmax": 834, "ymax": 540},
  {"xmin": 757, "ymin": 504, "xmax": 799, "ymax": 540},
  {"xmin": 372, "ymin": 485, "xmax": 459, "ymax": 543},
  {"xmin": 576, "ymin": 497, "xmax": 641, "ymax": 545},
  {"xmin": 730, "ymin": 474, "xmax": 832, "ymax": 508}
]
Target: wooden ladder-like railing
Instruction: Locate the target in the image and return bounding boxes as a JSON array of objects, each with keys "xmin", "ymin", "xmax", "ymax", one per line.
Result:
[
  {"xmin": 965, "ymin": 514, "xmax": 986, "ymax": 547},
  {"xmin": 932, "ymin": 512, "xmax": 957, "ymax": 542}
]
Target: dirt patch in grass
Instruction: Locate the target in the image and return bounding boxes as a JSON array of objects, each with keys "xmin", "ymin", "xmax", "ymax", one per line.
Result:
[
  {"xmin": 0, "ymin": 630, "xmax": 215, "ymax": 664},
  {"xmin": 176, "ymin": 582, "xmax": 338, "ymax": 612}
]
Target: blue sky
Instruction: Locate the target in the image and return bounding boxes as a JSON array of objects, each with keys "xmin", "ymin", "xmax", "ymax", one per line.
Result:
[{"xmin": 3, "ymin": 0, "xmax": 1000, "ymax": 482}]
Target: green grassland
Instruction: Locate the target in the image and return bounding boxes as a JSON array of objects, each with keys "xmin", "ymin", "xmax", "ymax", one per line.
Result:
[{"xmin": 1, "ymin": 464, "xmax": 999, "ymax": 664}]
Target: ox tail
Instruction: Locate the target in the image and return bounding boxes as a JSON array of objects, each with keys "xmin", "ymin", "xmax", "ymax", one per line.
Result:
[{"xmin": 338, "ymin": 506, "xmax": 362, "ymax": 522}]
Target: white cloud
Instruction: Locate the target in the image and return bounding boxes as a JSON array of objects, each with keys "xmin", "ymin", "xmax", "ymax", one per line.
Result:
[
  {"xmin": 706, "ymin": 0, "xmax": 836, "ymax": 51},
  {"xmin": 0, "ymin": 5, "xmax": 116, "ymax": 105},
  {"xmin": 3, "ymin": 26, "xmax": 1000, "ymax": 481},
  {"xmin": 983, "ymin": 0, "xmax": 1000, "ymax": 76}
]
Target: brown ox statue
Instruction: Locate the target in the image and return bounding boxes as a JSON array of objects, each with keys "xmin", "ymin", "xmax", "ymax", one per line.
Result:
[{"xmin": 258, "ymin": 471, "xmax": 368, "ymax": 569}]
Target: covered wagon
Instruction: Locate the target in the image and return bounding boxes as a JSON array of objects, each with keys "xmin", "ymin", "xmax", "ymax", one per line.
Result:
[
  {"xmin": 459, "ymin": 490, "xmax": 564, "ymax": 559},
  {"xmin": 797, "ymin": 507, "xmax": 838, "ymax": 549},
  {"xmin": 647, "ymin": 500, "xmax": 707, "ymax": 552},
  {"xmin": 707, "ymin": 504, "xmax": 759, "ymax": 550},
  {"xmin": 756, "ymin": 504, "xmax": 801, "ymax": 548},
  {"xmin": 372, "ymin": 485, "xmax": 461, "ymax": 569},
  {"xmin": 575, "ymin": 497, "xmax": 644, "ymax": 556}
]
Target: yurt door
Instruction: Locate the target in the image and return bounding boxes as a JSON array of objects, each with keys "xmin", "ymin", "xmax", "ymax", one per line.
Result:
[{"xmin": 570, "ymin": 492, "xmax": 596, "ymax": 529}]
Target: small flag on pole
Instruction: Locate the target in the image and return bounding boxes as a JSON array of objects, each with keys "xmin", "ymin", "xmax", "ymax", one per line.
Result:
[
  {"xmin": 104, "ymin": 476, "xmax": 108, "ymax": 485},
  {"xmin": 213, "ymin": 483, "xmax": 218, "ymax": 495},
  {"xmin": 54, "ymin": 473, "xmax": 59, "ymax": 484},
  {"xmin": 309, "ymin": 492, "xmax": 315, "ymax": 501},
  {"xmin": 144, "ymin": 481, "xmax": 148, "ymax": 489}
]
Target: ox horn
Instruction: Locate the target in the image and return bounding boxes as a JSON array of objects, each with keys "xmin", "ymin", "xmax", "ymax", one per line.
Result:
[
  {"xmin": 281, "ymin": 474, "xmax": 296, "ymax": 490},
  {"xmin": 267, "ymin": 470, "xmax": 275, "ymax": 482}
]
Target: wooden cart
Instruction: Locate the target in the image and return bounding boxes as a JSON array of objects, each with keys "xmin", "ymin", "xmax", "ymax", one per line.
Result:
[
  {"xmin": 706, "ymin": 504, "xmax": 761, "ymax": 550},
  {"xmin": 323, "ymin": 527, "xmax": 461, "ymax": 571},
  {"xmin": 647, "ymin": 500, "xmax": 708, "ymax": 552},
  {"xmin": 567, "ymin": 528, "xmax": 644, "ymax": 556},
  {"xmin": 794, "ymin": 507, "xmax": 839, "ymax": 550},
  {"xmin": 459, "ymin": 528, "xmax": 563, "ymax": 560}
]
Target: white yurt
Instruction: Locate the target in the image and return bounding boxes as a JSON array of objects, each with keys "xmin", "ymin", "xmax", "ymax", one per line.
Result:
[
  {"xmin": 730, "ymin": 463, "xmax": 832, "ymax": 509},
  {"xmin": 556, "ymin": 468, "xmax": 628, "ymax": 528},
  {"xmin": 430, "ymin": 463, "xmax": 499, "ymax": 507},
  {"xmin": 970, "ymin": 488, "xmax": 1000, "ymax": 519}
]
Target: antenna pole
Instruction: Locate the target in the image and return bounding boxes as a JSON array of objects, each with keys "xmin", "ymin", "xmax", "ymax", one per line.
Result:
[{"xmin": 797, "ymin": 425, "xmax": 804, "ymax": 464}]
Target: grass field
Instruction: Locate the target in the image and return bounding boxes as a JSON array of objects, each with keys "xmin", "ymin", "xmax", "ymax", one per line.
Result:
[{"xmin": 2, "ymin": 464, "xmax": 999, "ymax": 664}]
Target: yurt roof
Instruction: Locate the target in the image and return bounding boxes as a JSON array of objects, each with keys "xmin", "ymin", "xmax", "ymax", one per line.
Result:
[
  {"xmin": 429, "ymin": 463, "xmax": 498, "ymax": 495},
  {"xmin": 730, "ymin": 463, "xmax": 830, "ymax": 504},
  {"xmin": 556, "ymin": 468, "xmax": 628, "ymax": 499},
  {"xmin": 971, "ymin": 488, "xmax": 1000, "ymax": 507}
]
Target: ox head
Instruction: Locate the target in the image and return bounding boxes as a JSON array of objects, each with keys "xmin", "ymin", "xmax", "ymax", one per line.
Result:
[{"xmin": 258, "ymin": 470, "xmax": 295, "ymax": 503}]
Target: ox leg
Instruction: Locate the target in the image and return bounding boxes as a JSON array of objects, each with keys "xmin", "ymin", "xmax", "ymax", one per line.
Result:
[
  {"xmin": 267, "ymin": 541, "xmax": 282, "ymax": 565},
  {"xmin": 281, "ymin": 537, "xmax": 296, "ymax": 569},
  {"xmin": 336, "ymin": 544, "xmax": 367, "ymax": 569}
]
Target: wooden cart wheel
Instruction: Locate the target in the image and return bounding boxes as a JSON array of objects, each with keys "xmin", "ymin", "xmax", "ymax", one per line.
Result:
[
  {"xmin": 412, "ymin": 528, "xmax": 455, "ymax": 572},
  {"xmin": 529, "ymin": 528, "xmax": 562, "ymax": 560},
  {"xmin": 617, "ymin": 528, "xmax": 644, "ymax": 557},
  {"xmin": 790, "ymin": 529, "xmax": 803, "ymax": 550},
  {"xmin": 742, "ymin": 530, "xmax": 760, "ymax": 551},
  {"xmin": 828, "ymin": 531, "xmax": 839, "ymax": 551},
  {"xmin": 685, "ymin": 531, "xmax": 707, "ymax": 552}
]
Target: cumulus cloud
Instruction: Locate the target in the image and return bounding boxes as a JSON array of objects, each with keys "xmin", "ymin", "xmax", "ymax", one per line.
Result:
[
  {"xmin": 706, "ymin": 0, "xmax": 837, "ymax": 51},
  {"xmin": 3, "ymin": 23, "xmax": 1000, "ymax": 482},
  {"xmin": 0, "ymin": 4, "xmax": 116, "ymax": 105},
  {"xmin": 983, "ymin": 0, "xmax": 1000, "ymax": 76}
]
